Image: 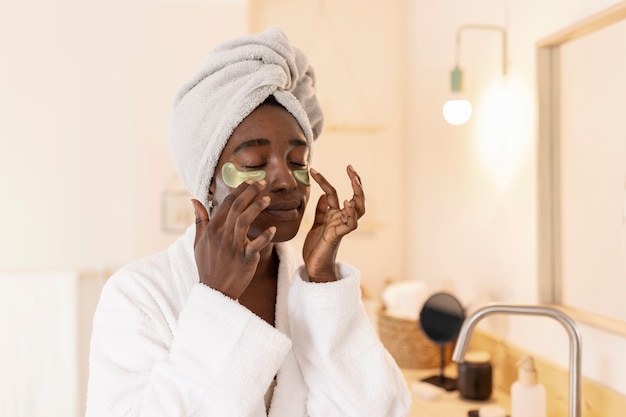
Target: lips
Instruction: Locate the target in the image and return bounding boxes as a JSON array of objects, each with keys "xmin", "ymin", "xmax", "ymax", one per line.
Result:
[{"xmin": 263, "ymin": 200, "xmax": 301, "ymax": 221}]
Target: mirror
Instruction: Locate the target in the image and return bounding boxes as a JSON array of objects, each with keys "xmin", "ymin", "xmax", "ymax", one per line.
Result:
[
  {"xmin": 419, "ymin": 292, "xmax": 465, "ymax": 391},
  {"xmin": 537, "ymin": 2, "xmax": 626, "ymax": 336}
]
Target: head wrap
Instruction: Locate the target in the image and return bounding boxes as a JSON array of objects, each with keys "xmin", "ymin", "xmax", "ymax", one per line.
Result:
[{"xmin": 168, "ymin": 27, "xmax": 324, "ymax": 206}]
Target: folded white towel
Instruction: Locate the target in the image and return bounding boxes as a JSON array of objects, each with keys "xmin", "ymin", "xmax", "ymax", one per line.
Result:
[
  {"xmin": 382, "ymin": 280, "xmax": 429, "ymax": 320},
  {"xmin": 168, "ymin": 27, "xmax": 324, "ymax": 206}
]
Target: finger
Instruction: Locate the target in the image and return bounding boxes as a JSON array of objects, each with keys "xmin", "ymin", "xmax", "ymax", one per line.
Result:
[
  {"xmin": 233, "ymin": 195, "xmax": 272, "ymax": 244},
  {"xmin": 313, "ymin": 194, "xmax": 329, "ymax": 226},
  {"xmin": 325, "ymin": 208, "xmax": 355, "ymax": 239},
  {"xmin": 222, "ymin": 180, "xmax": 267, "ymax": 245},
  {"xmin": 310, "ymin": 168, "xmax": 340, "ymax": 209},
  {"xmin": 209, "ymin": 179, "xmax": 258, "ymax": 224},
  {"xmin": 191, "ymin": 199, "xmax": 209, "ymax": 247},
  {"xmin": 347, "ymin": 165, "xmax": 366, "ymax": 218},
  {"xmin": 333, "ymin": 200, "xmax": 357, "ymax": 230},
  {"xmin": 227, "ymin": 180, "xmax": 267, "ymax": 216},
  {"xmin": 244, "ymin": 226, "xmax": 277, "ymax": 258},
  {"xmin": 342, "ymin": 199, "xmax": 357, "ymax": 228}
]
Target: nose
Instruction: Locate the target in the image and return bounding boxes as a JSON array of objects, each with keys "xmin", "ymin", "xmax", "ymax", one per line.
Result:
[{"xmin": 267, "ymin": 161, "xmax": 299, "ymax": 192}]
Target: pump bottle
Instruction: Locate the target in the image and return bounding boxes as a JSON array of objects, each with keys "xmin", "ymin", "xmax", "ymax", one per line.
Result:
[{"xmin": 510, "ymin": 356, "xmax": 546, "ymax": 417}]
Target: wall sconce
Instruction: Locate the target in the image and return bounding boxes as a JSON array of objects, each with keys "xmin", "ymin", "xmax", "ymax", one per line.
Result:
[{"xmin": 443, "ymin": 24, "xmax": 508, "ymax": 126}]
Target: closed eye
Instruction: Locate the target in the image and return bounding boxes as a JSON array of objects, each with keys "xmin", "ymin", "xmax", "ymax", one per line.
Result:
[{"xmin": 243, "ymin": 164, "xmax": 266, "ymax": 170}]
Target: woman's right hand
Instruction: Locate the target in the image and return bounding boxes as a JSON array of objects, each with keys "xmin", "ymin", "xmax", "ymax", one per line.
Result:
[{"xmin": 191, "ymin": 180, "xmax": 276, "ymax": 299}]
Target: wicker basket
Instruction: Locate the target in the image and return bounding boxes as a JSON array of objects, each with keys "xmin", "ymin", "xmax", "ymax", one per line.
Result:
[{"xmin": 378, "ymin": 310, "xmax": 454, "ymax": 369}]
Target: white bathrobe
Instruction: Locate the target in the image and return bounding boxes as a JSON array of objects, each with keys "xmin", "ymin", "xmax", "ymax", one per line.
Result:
[{"xmin": 86, "ymin": 225, "xmax": 411, "ymax": 417}]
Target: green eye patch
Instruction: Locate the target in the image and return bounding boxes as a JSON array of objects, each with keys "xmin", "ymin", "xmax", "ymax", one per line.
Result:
[
  {"xmin": 222, "ymin": 162, "xmax": 266, "ymax": 188},
  {"xmin": 293, "ymin": 169, "xmax": 310, "ymax": 185},
  {"xmin": 221, "ymin": 162, "xmax": 310, "ymax": 188}
]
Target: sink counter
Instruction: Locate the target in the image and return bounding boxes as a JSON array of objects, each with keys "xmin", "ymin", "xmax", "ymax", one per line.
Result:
[
  {"xmin": 398, "ymin": 327, "xmax": 626, "ymax": 417},
  {"xmin": 403, "ymin": 368, "xmax": 510, "ymax": 417}
]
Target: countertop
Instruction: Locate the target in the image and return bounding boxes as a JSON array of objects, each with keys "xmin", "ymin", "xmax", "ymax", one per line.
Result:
[{"xmin": 403, "ymin": 367, "xmax": 511, "ymax": 417}]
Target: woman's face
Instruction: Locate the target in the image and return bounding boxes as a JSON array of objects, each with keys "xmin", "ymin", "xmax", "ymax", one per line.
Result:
[{"xmin": 210, "ymin": 103, "xmax": 311, "ymax": 242}]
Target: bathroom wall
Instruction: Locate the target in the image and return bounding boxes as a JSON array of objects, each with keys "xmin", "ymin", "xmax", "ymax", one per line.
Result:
[
  {"xmin": 407, "ymin": 0, "xmax": 626, "ymax": 396},
  {"xmin": 0, "ymin": 0, "xmax": 248, "ymax": 272},
  {"xmin": 0, "ymin": 0, "xmax": 140, "ymax": 271}
]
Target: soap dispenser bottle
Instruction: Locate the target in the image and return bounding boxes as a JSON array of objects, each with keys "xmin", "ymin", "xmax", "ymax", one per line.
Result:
[{"xmin": 511, "ymin": 356, "xmax": 546, "ymax": 417}]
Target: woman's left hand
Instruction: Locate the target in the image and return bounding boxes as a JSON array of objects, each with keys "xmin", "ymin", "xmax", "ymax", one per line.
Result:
[{"xmin": 302, "ymin": 165, "xmax": 365, "ymax": 282}]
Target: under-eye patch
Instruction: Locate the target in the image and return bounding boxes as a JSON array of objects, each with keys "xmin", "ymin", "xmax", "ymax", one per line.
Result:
[
  {"xmin": 221, "ymin": 162, "xmax": 311, "ymax": 188},
  {"xmin": 222, "ymin": 162, "xmax": 266, "ymax": 188},
  {"xmin": 293, "ymin": 169, "xmax": 310, "ymax": 185}
]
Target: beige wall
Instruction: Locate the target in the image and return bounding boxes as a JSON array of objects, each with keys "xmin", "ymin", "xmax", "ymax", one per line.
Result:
[
  {"xmin": 0, "ymin": 0, "xmax": 248, "ymax": 271},
  {"xmin": 1, "ymin": 0, "xmax": 140, "ymax": 270}
]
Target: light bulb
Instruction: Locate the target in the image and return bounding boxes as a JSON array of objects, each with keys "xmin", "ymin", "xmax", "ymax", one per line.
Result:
[
  {"xmin": 443, "ymin": 99, "xmax": 472, "ymax": 125},
  {"xmin": 443, "ymin": 66, "xmax": 472, "ymax": 125}
]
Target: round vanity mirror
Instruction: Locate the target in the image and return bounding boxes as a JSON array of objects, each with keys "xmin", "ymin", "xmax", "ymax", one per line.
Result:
[{"xmin": 419, "ymin": 291, "xmax": 465, "ymax": 391}]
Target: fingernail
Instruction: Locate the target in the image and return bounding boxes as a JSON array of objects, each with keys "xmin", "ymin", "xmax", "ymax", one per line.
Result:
[
  {"xmin": 258, "ymin": 179, "xmax": 267, "ymax": 186},
  {"xmin": 262, "ymin": 196, "xmax": 271, "ymax": 204},
  {"xmin": 310, "ymin": 168, "xmax": 318, "ymax": 175}
]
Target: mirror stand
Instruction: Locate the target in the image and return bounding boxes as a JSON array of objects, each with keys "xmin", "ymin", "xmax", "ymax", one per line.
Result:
[
  {"xmin": 421, "ymin": 345, "xmax": 457, "ymax": 391},
  {"xmin": 418, "ymin": 291, "xmax": 465, "ymax": 392}
]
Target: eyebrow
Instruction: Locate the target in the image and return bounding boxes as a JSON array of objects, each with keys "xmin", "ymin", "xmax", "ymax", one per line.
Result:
[
  {"xmin": 233, "ymin": 139, "xmax": 269, "ymax": 154},
  {"xmin": 233, "ymin": 138, "xmax": 308, "ymax": 154}
]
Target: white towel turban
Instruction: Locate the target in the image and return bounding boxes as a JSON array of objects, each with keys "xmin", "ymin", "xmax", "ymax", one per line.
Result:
[{"xmin": 168, "ymin": 27, "xmax": 324, "ymax": 207}]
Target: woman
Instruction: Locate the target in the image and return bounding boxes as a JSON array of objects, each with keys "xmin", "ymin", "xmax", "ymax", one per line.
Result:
[{"xmin": 86, "ymin": 27, "xmax": 411, "ymax": 417}]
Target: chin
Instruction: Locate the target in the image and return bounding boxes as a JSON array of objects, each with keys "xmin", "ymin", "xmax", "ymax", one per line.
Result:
[
  {"xmin": 249, "ymin": 218, "xmax": 303, "ymax": 243},
  {"xmin": 271, "ymin": 228, "xmax": 300, "ymax": 243},
  {"xmin": 271, "ymin": 218, "xmax": 304, "ymax": 242}
]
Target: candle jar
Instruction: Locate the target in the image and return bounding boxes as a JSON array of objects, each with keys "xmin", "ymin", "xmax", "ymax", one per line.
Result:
[{"xmin": 457, "ymin": 350, "xmax": 493, "ymax": 401}]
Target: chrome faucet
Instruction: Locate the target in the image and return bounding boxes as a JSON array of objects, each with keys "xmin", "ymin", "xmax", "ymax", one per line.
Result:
[{"xmin": 452, "ymin": 304, "xmax": 582, "ymax": 417}]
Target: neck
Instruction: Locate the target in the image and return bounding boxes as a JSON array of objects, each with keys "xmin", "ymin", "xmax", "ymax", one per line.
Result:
[
  {"xmin": 238, "ymin": 242, "xmax": 279, "ymax": 326},
  {"xmin": 257, "ymin": 243, "xmax": 277, "ymax": 275}
]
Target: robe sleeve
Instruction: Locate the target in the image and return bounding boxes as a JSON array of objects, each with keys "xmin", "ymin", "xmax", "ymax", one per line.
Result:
[
  {"xmin": 86, "ymin": 270, "xmax": 291, "ymax": 417},
  {"xmin": 287, "ymin": 264, "xmax": 412, "ymax": 417}
]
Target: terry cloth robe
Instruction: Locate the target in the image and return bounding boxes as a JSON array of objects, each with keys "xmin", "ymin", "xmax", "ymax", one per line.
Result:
[{"xmin": 85, "ymin": 225, "xmax": 411, "ymax": 417}]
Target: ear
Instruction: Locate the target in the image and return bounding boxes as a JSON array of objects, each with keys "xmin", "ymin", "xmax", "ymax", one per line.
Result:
[
  {"xmin": 208, "ymin": 181, "xmax": 216, "ymax": 213},
  {"xmin": 206, "ymin": 184, "xmax": 216, "ymax": 218}
]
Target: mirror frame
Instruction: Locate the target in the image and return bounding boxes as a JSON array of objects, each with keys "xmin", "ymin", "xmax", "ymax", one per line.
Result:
[{"xmin": 537, "ymin": 1, "xmax": 626, "ymax": 337}]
